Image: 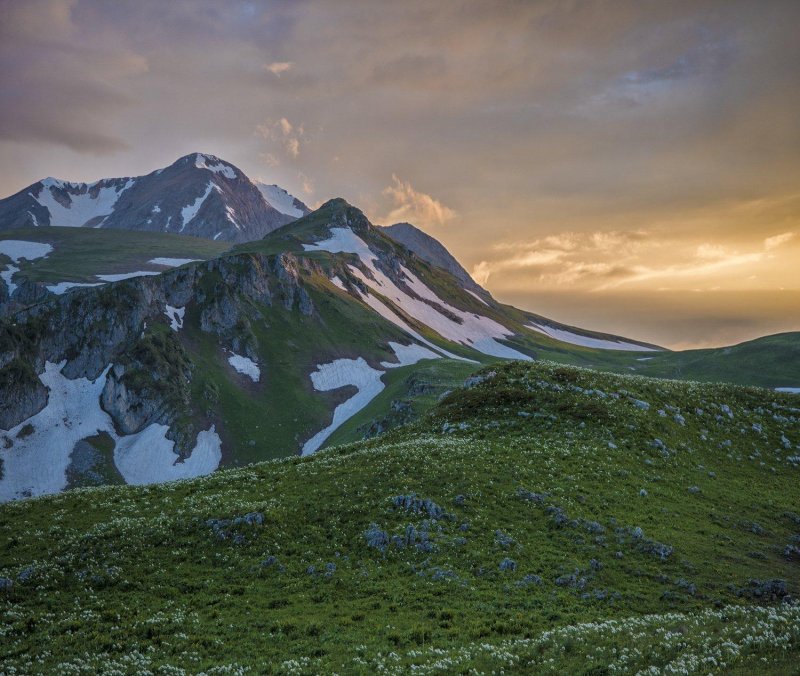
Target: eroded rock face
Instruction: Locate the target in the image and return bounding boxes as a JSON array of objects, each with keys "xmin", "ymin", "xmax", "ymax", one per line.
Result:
[{"xmin": 0, "ymin": 251, "xmax": 318, "ymax": 435}]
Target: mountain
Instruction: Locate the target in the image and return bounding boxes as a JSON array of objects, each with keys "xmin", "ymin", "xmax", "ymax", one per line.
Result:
[
  {"xmin": 0, "ymin": 197, "xmax": 798, "ymax": 502},
  {"xmin": 1, "ymin": 359, "xmax": 798, "ymax": 672},
  {"xmin": 0, "ymin": 153, "xmax": 308, "ymax": 243},
  {"xmin": 380, "ymin": 221, "xmax": 485, "ymax": 295}
]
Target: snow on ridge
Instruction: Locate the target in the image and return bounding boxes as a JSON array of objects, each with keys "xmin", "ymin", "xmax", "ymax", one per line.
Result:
[
  {"xmin": 96, "ymin": 271, "xmax": 161, "ymax": 282},
  {"xmin": 304, "ymin": 227, "xmax": 530, "ymax": 361},
  {"xmin": 164, "ymin": 305, "xmax": 185, "ymax": 331},
  {"xmin": 149, "ymin": 257, "xmax": 200, "ymax": 267},
  {"xmin": 0, "ymin": 240, "xmax": 53, "ymax": 296},
  {"xmin": 180, "ymin": 181, "xmax": 215, "ymax": 231},
  {"xmin": 525, "ymin": 322, "xmax": 658, "ymax": 352},
  {"xmin": 227, "ymin": 353, "xmax": 260, "ymax": 382},
  {"xmin": 195, "ymin": 153, "xmax": 237, "ymax": 179},
  {"xmin": 256, "ymin": 182, "xmax": 304, "ymax": 218},
  {"xmin": 0, "ymin": 361, "xmax": 222, "ymax": 501}
]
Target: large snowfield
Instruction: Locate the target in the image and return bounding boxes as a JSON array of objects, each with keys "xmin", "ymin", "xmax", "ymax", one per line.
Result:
[
  {"xmin": 256, "ymin": 182, "xmax": 305, "ymax": 218},
  {"xmin": 526, "ymin": 322, "xmax": 658, "ymax": 352},
  {"xmin": 305, "ymin": 227, "xmax": 531, "ymax": 361},
  {"xmin": 0, "ymin": 361, "xmax": 222, "ymax": 502},
  {"xmin": 33, "ymin": 177, "xmax": 134, "ymax": 228}
]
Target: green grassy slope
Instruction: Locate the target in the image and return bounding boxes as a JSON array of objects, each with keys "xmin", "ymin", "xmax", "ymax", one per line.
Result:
[
  {"xmin": 0, "ymin": 226, "xmax": 229, "ymax": 284},
  {"xmin": 1, "ymin": 361, "xmax": 798, "ymax": 673}
]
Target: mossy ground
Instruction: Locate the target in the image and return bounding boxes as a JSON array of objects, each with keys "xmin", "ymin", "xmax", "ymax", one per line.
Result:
[{"xmin": 1, "ymin": 361, "xmax": 798, "ymax": 673}]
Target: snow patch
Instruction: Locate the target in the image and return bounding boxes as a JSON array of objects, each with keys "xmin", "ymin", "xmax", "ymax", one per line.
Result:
[
  {"xmin": 304, "ymin": 227, "xmax": 530, "ymax": 361},
  {"xmin": 526, "ymin": 322, "xmax": 658, "ymax": 352},
  {"xmin": 149, "ymin": 257, "xmax": 200, "ymax": 267},
  {"xmin": 227, "ymin": 353, "xmax": 260, "ymax": 382},
  {"xmin": 46, "ymin": 281, "xmax": 103, "ymax": 295},
  {"xmin": 180, "ymin": 182, "xmax": 215, "ymax": 231},
  {"xmin": 164, "ymin": 305, "xmax": 185, "ymax": 331},
  {"xmin": 302, "ymin": 358, "xmax": 384, "ymax": 455},
  {"xmin": 195, "ymin": 153, "xmax": 236, "ymax": 179},
  {"xmin": 776, "ymin": 387, "xmax": 800, "ymax": 394},
  {"xmin": 256, "ymin": 182, "xmax": 304, "ymax": 218},
  {"xmin": 114, "ymin": 425, "xmax": 222, "ymax": 486},
  {"xmin": 0, "ymin": 240, "xmax": 53, "ymax": 295},
  {"xmin": 380, "ymin": 342, "xmax": 440, "ymax": 368},
  {"xmin": 330, "ymin": 275, "xmax": 347, "ymax": 290}
]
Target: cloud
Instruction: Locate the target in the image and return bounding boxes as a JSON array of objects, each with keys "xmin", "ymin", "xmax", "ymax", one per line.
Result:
[
  {"xmin": 381, "ymin": 175, "xmax": 456, "ymax": 227},
  {"xmin": 764, "ymin": 232, "xmax": 795, "ymax": 250},
  {"xmin": 264, "ymin": 61, "xmax": 292, "ymax": 76},
  {"xmin": 299, "ymin": 172, "xmax": 314, "ymax": 195}
]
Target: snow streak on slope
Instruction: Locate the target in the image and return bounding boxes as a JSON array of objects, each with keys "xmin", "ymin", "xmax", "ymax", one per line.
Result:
[
  {"xmin": 776, "ymin": 388, "xmax": 800, "ymax": 394},
  {"xmin": 33, "ymin": 178, "xmax": 134, "ymax": 228},
  {"xmin": 302, "ymin": 342, "xmax": 440, "ymax": 456},
  {"xmin": 0, "ymin": 239, "xmax": 53, "ymax": 295},
  {"xmin": 255, "ymin": 183, "xmax": 304, "ymax": 218},
  {"xmin": 180, "ymin": 182, "xmax": 216, "ymax": 231},
  {"xmin": 228, "ymin": 353, "xmax": 261, "ymax": 382},
  {"xmin": 96, "ymin": 271, "xmax": 161, "ymax": 282},
  {"xmin": 305, "ymin": 228, "xmax": 530, "ymax": 361},
  {"xmin": 525, "ymin": 322, "xmax": 658, "ymax": 352},
  {"xmin": 0, "ymin": 362, "xmax": 222, "ymax": 501}
]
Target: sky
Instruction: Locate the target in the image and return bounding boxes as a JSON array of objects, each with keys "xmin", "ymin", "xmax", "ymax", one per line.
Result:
[{"xmin": 1, "ymin": 0, "xmax": 798, "ymax": 350}]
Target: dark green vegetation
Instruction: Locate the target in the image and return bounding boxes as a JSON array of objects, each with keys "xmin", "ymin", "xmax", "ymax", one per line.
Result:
[
  {"xmin": 1, "ymin": 361, "xmax": 798, "ymax": 673},
  {"xmin": 0, "ymin": 226, "xmax": 228, "ymax": 284}
]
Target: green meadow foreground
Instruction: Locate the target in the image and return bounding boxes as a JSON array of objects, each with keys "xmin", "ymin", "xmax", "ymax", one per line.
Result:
[{"xmin": 1, "ymin": 361, "xmax": 799, "ymax": 673}]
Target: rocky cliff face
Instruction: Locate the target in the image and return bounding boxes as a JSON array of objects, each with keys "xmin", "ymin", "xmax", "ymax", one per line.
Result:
[{"xmin": 0, "ymin": 251, "xmax": 319, "ymax": 453}]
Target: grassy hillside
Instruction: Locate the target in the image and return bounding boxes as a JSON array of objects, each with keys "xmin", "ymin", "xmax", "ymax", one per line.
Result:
[
  {"xmin": 1, "ymin": 361, "xmax": 798, "ymax": 673},
  {"xmin": 0, "ymin": 226, "xmax": 229, "ymax": 284}
]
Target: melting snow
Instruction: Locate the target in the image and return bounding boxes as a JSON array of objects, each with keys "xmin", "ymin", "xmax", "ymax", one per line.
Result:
[
  {"xmin": 164, "ymin": 305, "xmax": 185, "ymax": 331},
  {"xmin": 526, "ymin": 322, "xmax": 658, "ymax": 352},
  {"xmin": 304, "ymin": 227, "xmax": 530, "ymax": 361},
  {"xmin": 256, "ymin": 182, "xmax": 304, "ymax": 218},
  {"xmin": 149, "ymin": 257, "xmax": 200, "ymax": 267},
  {"xmin": 33, "ymin": 179, "xmax": 134, "ymax": 228},
  {"xmin": 303, "ymin": 342, "xmax": 441, "ymax": 456},
  {"xmin": 0, "ymin": 361, "xmax": 222, "ymax": 501},
  {"xmin": 227, "ymin": 353, "xmax": 260, "ymax": 382},
  {"xmin": 195, "ymin": 153, "xmax": 236, "ymax": 179},
  {"xmin": 0, "ymin": 240, "xmax": 53, "ymax": 296},
  {"xmin": 180, "ymin": 182, "xmax": 215, "ymax": 231},
  {"xmin": 114, "ymin": 425, "xmax": 222, "ymax": 486}
]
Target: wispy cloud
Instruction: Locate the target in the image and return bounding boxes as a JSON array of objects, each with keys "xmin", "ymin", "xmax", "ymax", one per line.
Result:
[
  {"xmin": 764, "ymin": 232, "xmax": 795, "ymax": 250},
  {"xmin": 381, "ymin": 175, "xmax": 455, "ymax": 228},
  {"xmin": 255, "ymin": 117, "xmax": 304, "ymax": 159},
  {"xmin": 264, "ymin": 61, "xmax": 292, "ymax": 76}
]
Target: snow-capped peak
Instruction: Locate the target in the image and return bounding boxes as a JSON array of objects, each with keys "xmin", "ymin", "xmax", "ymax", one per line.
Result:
[{"xmin": 194, "ymin": 153, "xmax": 237, "ymax": 179}]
